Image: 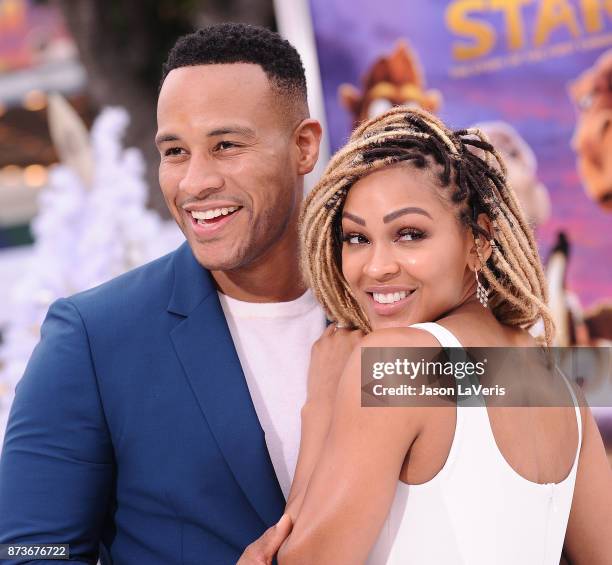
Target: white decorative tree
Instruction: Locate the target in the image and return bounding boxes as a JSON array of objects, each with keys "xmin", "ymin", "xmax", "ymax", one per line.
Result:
[{"xmin": 0, "ymin": 101, "xmax": 183, "ymax": 438}]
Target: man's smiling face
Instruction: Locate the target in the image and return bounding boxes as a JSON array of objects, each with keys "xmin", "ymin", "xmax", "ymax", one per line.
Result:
[{"xmin": 156, "ymin": 63, "xmax": 302, "ymax": 271}]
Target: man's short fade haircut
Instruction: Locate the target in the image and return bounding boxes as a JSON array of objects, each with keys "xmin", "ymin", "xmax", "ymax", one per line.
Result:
[{"xmin": 161, "ymin": 23, "xmax": 307, "ymax": 107}]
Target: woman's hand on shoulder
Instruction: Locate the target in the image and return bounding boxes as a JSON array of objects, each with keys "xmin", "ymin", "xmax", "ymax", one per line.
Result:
[
  {"xmin": 306, "ymin": 324, "xmax": 437, "ymax": 408},
  {"xmin": 306, "ymin": 323, "xmax": 364, "ymax": 406}
]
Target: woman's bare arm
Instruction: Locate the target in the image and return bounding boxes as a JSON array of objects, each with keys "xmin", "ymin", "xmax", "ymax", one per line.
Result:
[
  {"xmin": 284, "ymin": 325, "xmax": 363, "ymax": 521},
  {"xmin": 563, "ymin": 404, "xmax": 612, "ymax": 564},
  {"xmin": 284, "ymin": 401, "xmax": 334, "ymax": 521},
  {"xmin": 278, "ymin": 328, "xmax": 436, "ymax": 565}
]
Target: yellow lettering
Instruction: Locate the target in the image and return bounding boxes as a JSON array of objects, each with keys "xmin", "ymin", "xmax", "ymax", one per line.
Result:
[
  {"xmin": 534, "ymin": 0, "xmax": 582, "ymax": 47},
  {"xmin": 581, "ymin": 0, "xmax": 602, "ymax": 33},
  {"xmin": 581, "ymin": 0, "xmax": 598, "ymax": 32},
  {"xmin": 491, "ymin": 0, "xmax": 533, "ymax": 50},
  {"xmin": 580, "ymin": 0, "xmax": 612, "ymax": 32},
  {"xmin": 446, "ymin": 0, "xmax": 497, "ymax": 60}
]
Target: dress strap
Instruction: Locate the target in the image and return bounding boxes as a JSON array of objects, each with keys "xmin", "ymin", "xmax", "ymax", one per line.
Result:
[
  {"xmin": 557, "ymin": 367, "xmax": 584, "ymax": 461},
  {"xmin": 410, "ymin": 322, "xmax": 486, "ymax": 407},
  {"xmin": 408, "ymin": 322, "xmax": 463, "ymax": 348}
]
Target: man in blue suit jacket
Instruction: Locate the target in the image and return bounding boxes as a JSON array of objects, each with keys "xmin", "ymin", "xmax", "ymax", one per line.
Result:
[{"xmin": 0, "ymin": 24, "xmax": 323, "ymax": 564}]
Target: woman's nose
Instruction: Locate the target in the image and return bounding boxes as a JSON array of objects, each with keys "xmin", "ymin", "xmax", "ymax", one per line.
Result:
[{"xmin": 363, "ymin": 244, "xmax": 401, "ymax": 280}]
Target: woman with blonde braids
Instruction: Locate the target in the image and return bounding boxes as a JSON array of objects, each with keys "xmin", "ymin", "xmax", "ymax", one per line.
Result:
[{"xmin": 275, "ymin": 107, "xmax": 612, "ymax": 564}]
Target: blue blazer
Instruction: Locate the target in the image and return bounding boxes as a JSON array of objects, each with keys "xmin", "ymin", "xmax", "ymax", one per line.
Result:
[{"xmin": 0, "ymin": 242, "xmax": 286, "ymax": 564}]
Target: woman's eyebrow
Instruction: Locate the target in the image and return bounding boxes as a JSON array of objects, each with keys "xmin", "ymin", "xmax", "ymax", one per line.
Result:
[
  {"xmin": 383, "ymin": 207, "xmax": 432, "ymax": 223},
  {"xmin": 342, "ymin": 207, "xmax": 432, "ymax": 226},
  {"xmin": 342, "ymin": 212, "xmax": 366, "ymax": 226}
]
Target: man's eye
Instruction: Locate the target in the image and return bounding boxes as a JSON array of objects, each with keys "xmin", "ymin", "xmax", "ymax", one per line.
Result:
[
  {"xmin": 164, "ymin": 147, "xmax": 184, "ymax": 157},
  {"xmin": 398, "ymin": 229, "xmax": 425, "ymax": 242},
  {"xmin": 215, "ymin": 141, "xmax": 238, "ymax": 151},
  {"xmin": 342, "ymin": 233, "xmax": 369, "ymax": 245}
]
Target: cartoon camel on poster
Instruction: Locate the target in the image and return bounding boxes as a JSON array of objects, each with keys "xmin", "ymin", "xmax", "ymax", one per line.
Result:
[{"xmin": 339, "ymin": 40, "xmax": 442, "ymax": 128}]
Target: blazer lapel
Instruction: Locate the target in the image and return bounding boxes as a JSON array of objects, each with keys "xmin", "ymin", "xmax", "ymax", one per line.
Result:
[{"xmin": 168, "ymin": 243, "xmax": 286, "ymax": 526}]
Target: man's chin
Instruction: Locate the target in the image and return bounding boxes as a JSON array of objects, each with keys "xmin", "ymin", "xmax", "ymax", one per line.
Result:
[
  {"xmin": 194, "ymin": 256, "xmax": 245, "ymax": 272},
  {"xmin": 190, "ymin": 243, "xmax": 248, "ymax": 272}
]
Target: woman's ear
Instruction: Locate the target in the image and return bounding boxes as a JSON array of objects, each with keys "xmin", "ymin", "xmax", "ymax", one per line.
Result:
[{"xmin": 469, "ymin": 213, "xmax": 494, "ymax": 270}]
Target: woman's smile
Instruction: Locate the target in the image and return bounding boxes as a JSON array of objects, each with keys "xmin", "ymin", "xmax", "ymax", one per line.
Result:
[{"xmin": 363, "ymin": 285, "xmax": 418, "ymax": 316}]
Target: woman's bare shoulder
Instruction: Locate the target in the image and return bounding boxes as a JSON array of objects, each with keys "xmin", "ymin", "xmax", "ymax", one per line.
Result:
[
  {"xmin": 436, "ymin": 309, "xmax": 536, "ymax": 348},
  {"xmin": 360, "ymin": 326, "xmax": 441, "ymax": 348}
]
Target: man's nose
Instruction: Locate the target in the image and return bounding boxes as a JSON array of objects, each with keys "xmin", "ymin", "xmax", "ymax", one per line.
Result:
[
  {"xmin": 363, "ymin": 244, "xmax": 401, "ymax": 280},
  {"xmin": 178, "ymin": 153, "xmax": 224, "ymax": 197}
]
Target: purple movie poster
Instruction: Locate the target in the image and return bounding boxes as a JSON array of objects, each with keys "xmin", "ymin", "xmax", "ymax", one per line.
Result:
[{"xmin": 309, "ymin": 0, "xmax": 612, "ymax": 346}]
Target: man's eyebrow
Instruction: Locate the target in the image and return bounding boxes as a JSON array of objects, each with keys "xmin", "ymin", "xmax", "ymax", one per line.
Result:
[
  {"xmin": 207, "ymin": 126, "xmax": 256, "ymax": 138},
  {"xmin": 342, "ymin": 212, "xmax": 366, "ymax": 226},
  {"xmin": 383, "ymin": 207, "xmax": 432, "ymax": 223},
  {"xmin": 155, "ymin": 133, "xmax": 180, "ymax": 146},
  {"xmin": 155, "ymin": 126, "xmax": 256, "ymax": 146}
]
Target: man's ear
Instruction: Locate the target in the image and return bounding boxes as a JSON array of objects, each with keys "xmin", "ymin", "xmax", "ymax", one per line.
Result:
[
  {"xmin": 469, "ymin": 213, "xmax": 494, "ymax": 269},
  {"xmin": 295, "ymin": 119, "xmax": 322, "ymax": 175}
]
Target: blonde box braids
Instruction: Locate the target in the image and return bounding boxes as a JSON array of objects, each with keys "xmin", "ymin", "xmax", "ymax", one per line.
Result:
[{"xmin": 300, "ymin": 106, "xmax": 555, "ymax": 345}]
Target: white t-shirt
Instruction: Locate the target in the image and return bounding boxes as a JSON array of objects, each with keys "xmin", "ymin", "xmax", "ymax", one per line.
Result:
[{"xmin": 218, "ymin": 289, "xmax": 327, "ymax": 498}]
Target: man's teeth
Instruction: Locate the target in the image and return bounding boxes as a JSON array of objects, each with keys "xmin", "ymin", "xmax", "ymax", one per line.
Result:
[
  {"xmin": 191, "ymin": 206, "xmax": 240, "ymax": 221},
  {"xmin": 372, "ymin": 291, "xmax": 410, "ymax": 304}
]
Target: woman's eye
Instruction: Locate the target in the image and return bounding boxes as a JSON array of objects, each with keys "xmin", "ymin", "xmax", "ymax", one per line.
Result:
[
  {"xmin": 164, "ymin": 147, "xmax": 184, "ymax": 157},
  {"xmin": 398, "ymin": 229, "xmax": 425, "ymax": 242},
  {"xmin": 342, "ymin": 233, "xmax": 368, "ymax": 245}
]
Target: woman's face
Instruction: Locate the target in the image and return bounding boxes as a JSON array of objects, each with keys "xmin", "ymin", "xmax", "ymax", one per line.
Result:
[{"xmin": 340, "ymin": 163, "xmax": 477, "ymax": 330}]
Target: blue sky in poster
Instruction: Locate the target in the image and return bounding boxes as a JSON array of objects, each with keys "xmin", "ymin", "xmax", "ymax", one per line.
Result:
[{"xmin": 309, "ymin": 0, "xmax": 612, "ymax": 310}]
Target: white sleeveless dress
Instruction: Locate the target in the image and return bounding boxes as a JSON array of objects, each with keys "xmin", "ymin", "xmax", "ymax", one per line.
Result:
[{"xmin": 366, "ymin": 322, "xmax": 582, "ymax": 565}]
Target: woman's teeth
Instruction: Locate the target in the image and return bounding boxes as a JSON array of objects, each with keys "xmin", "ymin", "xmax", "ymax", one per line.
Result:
[
  {"xmin": 191, "ymin": 206, "xmax": 240, "ymax": 222},
  {"xmin": 372, "ymin": 291, "xmax": 410, "ymax": 304}
]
